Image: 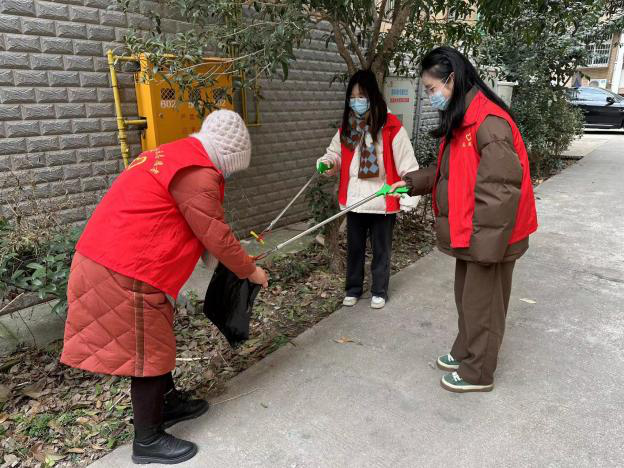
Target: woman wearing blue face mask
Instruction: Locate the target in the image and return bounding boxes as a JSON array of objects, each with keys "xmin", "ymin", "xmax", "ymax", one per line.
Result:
[
  {"xmin": 391, "ymin": 46, "xmax": 538, "ymax": 393},
  {"xmin": 318, "ymin": 69, "xmax": 419, "ymax": 309}
]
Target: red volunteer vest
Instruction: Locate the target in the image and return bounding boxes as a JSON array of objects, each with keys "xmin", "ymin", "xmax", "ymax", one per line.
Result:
[
  {"xmin": 432, "ymin": 91, "xmax": 538, "ymax": 248},
  {"xmin": 338, "ymin": 113, "xmax": 403, "ymax": 213},
  {"xmin": 76, "ymin": 137, "xmax": 224, "ymax": 298}
]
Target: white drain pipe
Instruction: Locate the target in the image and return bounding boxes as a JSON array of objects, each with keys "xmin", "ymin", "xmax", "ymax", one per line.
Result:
[{"xmin": 610, "ymin": 31, "xmax": 624, "ymax": 94}]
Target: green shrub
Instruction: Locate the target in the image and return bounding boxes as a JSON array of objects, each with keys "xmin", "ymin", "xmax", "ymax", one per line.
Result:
[
  {"xmin": 511, "ymin": 85, "xmax": 584, "ymax": 177},
  {"xmin": 0, "ymin": 216, "xmax": 81, "ymax": 314}
]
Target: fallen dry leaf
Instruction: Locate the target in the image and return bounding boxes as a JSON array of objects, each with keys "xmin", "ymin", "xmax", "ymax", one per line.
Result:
[
  {"xmin": 70, "ymin": 393, "xmax": 91, "ymax": 409},
  {"xmin": 0, "ymin": 384, "xmax": 10, "ymax": 402},
  {"xmin": 67, "ymin": 448, "xmax": 86, "ymax": 454},
  {"xmin": 334, "ymin": 337, "xmax": 354, "ymax": 344},
  {"xmin": 3, "ymin": 453, "xmax": 19, "ymax": 465},
  {"xmin": 0, "ymin": 413, "xmax": 8, "ymax": 424},
  {"xmin": 21, "ymin": 380, "xmax": 47, "ymax": 400},
  {"xmin": 32, "ymin": 443, "xmax": 48, "ymax": 462},
  {"xmin": 520, "ymin": 298, "xmax": 537, "ymax": 304}
]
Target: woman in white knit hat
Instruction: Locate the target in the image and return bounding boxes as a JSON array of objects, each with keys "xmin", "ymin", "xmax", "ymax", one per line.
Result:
[{"xmin": 61, "ymin": 110, "xmax": 268, "ymax": 464}]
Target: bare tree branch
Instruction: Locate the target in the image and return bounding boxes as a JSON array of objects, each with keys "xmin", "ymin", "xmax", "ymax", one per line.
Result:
[
  {"xmin": 328, "ymin": 18, "xmax": 357, "ymax": 76},
  {"xmin": 341, "ymin": 22, "xmax": 367, "ymax": 69},
  {"xmin": 371, "ymin": 0, "xmax": 379, "ymax": 25},
  {"xmin": 371, "ymin": 3, "xmax": 412, "ymax": 82},
  {"xmin": 367, "ymin": 0, "xmax": 388, "ymax": 67},
  {"xmin": 392, "ymin": 0, "xmax": 403, "ymax": 24}
]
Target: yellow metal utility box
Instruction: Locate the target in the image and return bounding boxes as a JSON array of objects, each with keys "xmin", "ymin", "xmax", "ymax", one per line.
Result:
[
  {"xmin": 107, "ymin": 50, "xmax": 259, "ymax": 167},
  {"xmin": 135, "ymin": 57, "xmax": 234, "ymax": 151}
]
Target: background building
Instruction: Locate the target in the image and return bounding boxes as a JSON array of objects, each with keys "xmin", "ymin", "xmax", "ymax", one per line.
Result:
[{"xmin": 574, "ymin": 31, "xmax": 624, "ymax": 94}]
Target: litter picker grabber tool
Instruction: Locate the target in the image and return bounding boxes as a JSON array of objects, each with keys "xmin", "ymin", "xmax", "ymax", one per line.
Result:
[
  {"xmin": 253, "ymin": 183, "xmax": 408, "ymax": 261},
  {"xmin": 250, "ymin": 160, "xmax": 335, "ymax": 244}
]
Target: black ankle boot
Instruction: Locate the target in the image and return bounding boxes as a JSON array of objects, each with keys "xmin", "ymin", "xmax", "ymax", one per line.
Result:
[
  {"xmin": 132, "ymin": 425, "xmax": 198, "ymax": 465},
  {"xmin": 163, "ymin": 389, "xmax": 210, "ymax": 429}
]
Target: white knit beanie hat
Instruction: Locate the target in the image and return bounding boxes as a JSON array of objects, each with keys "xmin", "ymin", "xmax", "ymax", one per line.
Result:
[{"xmin": 192, "ymin": 109, "xmax": 252, "ymax": 178}]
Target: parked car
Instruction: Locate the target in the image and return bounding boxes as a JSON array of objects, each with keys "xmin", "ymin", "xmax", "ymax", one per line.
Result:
[{"xmin": 566, "ymin": 86, "xmax": 624, "ymax": 129}]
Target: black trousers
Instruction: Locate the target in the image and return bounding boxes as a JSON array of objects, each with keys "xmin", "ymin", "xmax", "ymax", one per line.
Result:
[
  {"xmin": 345, "ymin": 212, "xmax": 396, "ymax": 300},
  {"xmin": 131, "ymin": 372, "xmax": 175, "ymax": 429}
]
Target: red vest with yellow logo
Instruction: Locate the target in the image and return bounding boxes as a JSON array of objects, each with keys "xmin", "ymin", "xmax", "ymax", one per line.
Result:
[
  {"xmin": 76, "ymin": 137, "xmax": 223, "ymax": 298},
  {"xmin": 433, "ymin": 91, "xmax": 538, "ymax": 248}
]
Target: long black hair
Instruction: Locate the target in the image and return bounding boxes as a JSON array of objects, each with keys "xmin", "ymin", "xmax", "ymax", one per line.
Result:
[
  {"xmin": 341, "ymin": 69, "xmax": 387, "ymax": 142},
  {"xmin": 420, "ymin": 46, "xmax": 515, "ymax": 143}
]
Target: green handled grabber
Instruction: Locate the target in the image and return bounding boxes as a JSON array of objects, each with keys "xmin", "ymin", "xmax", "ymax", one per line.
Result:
[
  {"xmin": 254, "ymin": 183, "xmax": 408, "ymax": 260},
  {"xmin": 250, "ymin": 160, "xmax": 336, "ymax": 245},
  {"xmin": 317, "ymin": 160, "xmax": 334, "ymax": 174}
]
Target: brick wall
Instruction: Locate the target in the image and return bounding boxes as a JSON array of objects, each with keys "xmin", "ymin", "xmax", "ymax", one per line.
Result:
[
  {"xmin": 413, "ymin": 80, "xmax": 438, "ymax": 137},
  {"xmin": 220, "ymin": 26, "xmax": 347, "ymax": 234},
  {"xmin": 0, "ymin": 0, "xmax": 154, "ymax": 225}
]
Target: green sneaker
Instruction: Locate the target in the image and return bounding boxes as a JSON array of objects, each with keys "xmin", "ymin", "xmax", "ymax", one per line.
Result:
[
  {"xmin": 440, "ymin": 372, "xmax": 494, "ymax": 393},
  {"xmin": 436, "ymin": 353, "xmax": 460, "ymax": 371}
]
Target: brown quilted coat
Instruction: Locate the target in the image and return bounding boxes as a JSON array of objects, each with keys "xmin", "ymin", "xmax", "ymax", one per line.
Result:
[{"xmin": 61, "ymin": 166, "xmax": 255, "ymax": 377}]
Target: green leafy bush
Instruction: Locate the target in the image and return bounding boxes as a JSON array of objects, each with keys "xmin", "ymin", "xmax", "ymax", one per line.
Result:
[
  {"xmin": 511, "ymin": 85, "xmax": 584, "ymax": 177},
  {"xmin": 0, "ymin": 216, "xmax": 81, "ymax": 314}
]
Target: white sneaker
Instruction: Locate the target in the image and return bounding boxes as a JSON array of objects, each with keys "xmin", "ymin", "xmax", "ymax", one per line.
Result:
[
  {"xmin": 342, "ymin": 296, "xmax": 358, "ymax": 307},
  {"xmin": 371, "ymin": 296, "xmax": 385, "ymax": 309}
]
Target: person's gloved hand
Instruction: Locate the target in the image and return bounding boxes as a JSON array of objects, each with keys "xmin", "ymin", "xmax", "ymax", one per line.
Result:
[
  {"xmin": 387, "ymin": 180, "xmax": 407, "ymax": 197},
  {"xmin": 248, "ymin": 266, "xmax": 269, "ymax": 288},
  {"xmin": 316, "ymin": 157, "xmax": 337, "ymax": 177}
]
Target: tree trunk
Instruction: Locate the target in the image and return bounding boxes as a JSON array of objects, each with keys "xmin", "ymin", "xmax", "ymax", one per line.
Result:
[
  {"xmin": 325, "ymin": 179, "xmax": 344, "ymax": 274},
  {"xmin": 324, "ymin": 217, "xmax": 343, "ymax": 274},
  {"xmin": 372, "ymin": 65, "xmax": 385, "ymax": 88},
  {"xmin": 369, "ymin": 4, "xmax": 411, "ymax": 87}
]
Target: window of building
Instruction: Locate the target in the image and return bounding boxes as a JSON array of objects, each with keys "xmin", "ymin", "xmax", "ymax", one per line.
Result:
[{"xmin": 586, "ymin": 34, "xmax": 613, "ymax": 67}]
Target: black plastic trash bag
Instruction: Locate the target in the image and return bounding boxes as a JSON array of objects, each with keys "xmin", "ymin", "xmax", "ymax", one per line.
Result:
[{"xmin": 203, "ymin": 263, "xmax": 261, "ymax": 348}]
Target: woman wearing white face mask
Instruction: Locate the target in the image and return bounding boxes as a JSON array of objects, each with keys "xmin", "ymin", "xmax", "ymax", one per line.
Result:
[
  {"xmin": 391, "ymin": 47, "xmax": 538, "ymax": 393},
  {"xmin": 318, "ymin": 69, "xmax": 419, "ymax": 309}
]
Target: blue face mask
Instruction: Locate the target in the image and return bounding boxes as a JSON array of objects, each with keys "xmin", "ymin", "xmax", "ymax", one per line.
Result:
[
  {"xmin": 429, "ymin": 75, "xmax": 451, "ymax": 111},
  {"xmin": 430, "ymin": 92, "xmax": 449, "ymax": 111},
  {"xmin": 350, "ymin": 97, "xmax": 370, "ymax": 116}
]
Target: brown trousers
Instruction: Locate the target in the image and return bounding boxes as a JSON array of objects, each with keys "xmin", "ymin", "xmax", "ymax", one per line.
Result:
[{"xmin": 450, "ymin": 259, "xmax": 515, "ymax": 385}]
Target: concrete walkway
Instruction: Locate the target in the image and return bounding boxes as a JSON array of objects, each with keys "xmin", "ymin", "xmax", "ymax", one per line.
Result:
[{"xmin": 94, "ymin": 135, "xmax": 624, "ymax": 468}]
